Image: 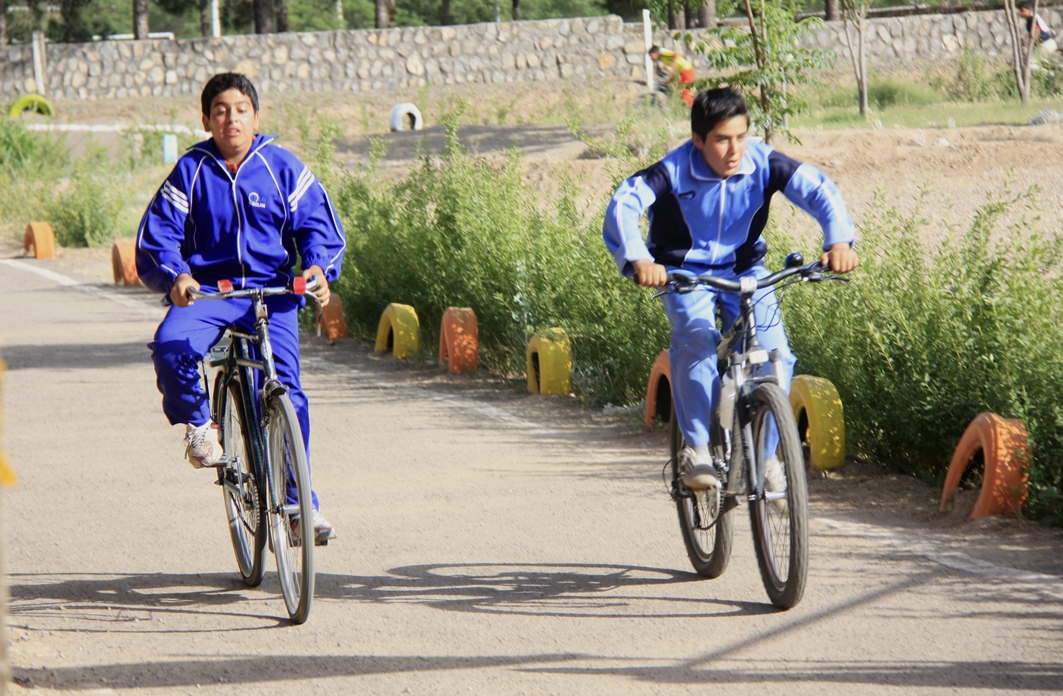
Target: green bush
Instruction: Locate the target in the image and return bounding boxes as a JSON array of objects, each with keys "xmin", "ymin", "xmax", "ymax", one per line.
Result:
[
  {"xmin": 774, "ymin": 190, "xmax": 1063, "ymax": 522},
  {"xmin": 46, "ymin": 168, "xmax": 125, "ymax": 248},
  {"xmin": 0, "ymin": 118, "xmax": 67, "ymax": 176},
  {"xmin": 330, "ymin": 111, "xmax": 671, "ymax": 406},
  {"xmin": 867, "ymin": 78, "xmax": 942, "ymax": 109}
]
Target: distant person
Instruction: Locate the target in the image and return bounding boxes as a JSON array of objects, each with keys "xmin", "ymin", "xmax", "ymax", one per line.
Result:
[
  {"xmin": 1018, "ymin": 2, "xmax": 1061, "ymax": 62},
  {"xmin": 648, "ymin": 45, "xmax": 696, "ymax": 107}
]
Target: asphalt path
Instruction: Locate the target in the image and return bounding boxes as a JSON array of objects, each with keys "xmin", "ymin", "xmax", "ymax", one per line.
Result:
[{"xmin": 1, "ymin": 256, "xmax": 1061, "ymax": 695}]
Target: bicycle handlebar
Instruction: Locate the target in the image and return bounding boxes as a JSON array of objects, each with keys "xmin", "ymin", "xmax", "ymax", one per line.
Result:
[
  {"xmin": 188, "ymin": 276, "xmax": 322, "ymax": 302},
  {"xmin": 654, "ymin": 256, "xmax": 846, "ymax": 297}
]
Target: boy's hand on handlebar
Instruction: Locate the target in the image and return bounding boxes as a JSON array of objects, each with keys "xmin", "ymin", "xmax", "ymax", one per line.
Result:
[
  {"xmin": 821, "ymin": 243, "xmax": 858, "ymax": 274},
  {"xmin": 171, "ymin": 273, "xmax": 200, "ymax": 308},
  {"xmin": 632, "ymin": 259, "xmax": 668, "ymax": 288},
  {"xmin": 302, "ymin": 265, "xmax": 331, "ymax": 306}
]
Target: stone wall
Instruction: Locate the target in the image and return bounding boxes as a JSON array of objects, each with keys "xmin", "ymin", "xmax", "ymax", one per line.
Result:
[
  {"xmin": 1, "ymin": 17, "xmax": 661, "ymax": 101},
  {"xmin": 1, "ymin": 8, "xmax": 1057, "ymax": 101}
]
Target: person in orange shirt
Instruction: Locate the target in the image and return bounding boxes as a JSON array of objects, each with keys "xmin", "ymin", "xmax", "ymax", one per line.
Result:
[{"xmin": 649, "ymin": 45, "xmax": 697, "ymax": 106}]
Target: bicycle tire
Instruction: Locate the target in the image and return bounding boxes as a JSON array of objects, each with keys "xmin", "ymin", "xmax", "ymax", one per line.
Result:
[
  {"xmin": 746, "ymin": 383, "xmax": 809, "ymax": 609},
  {"xmin": 215, "ymin": 370, "xmax": 266, "ymax": 587},
  {"xmin": 670, "ymin": 414, "xmax": 734, "ymax": 578},
  {"xmin": 267, "ymin": 392, "xmax": 315, "ymax": 624}
]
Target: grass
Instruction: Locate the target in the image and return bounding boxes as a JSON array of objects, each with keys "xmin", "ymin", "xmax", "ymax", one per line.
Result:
[{"xmin": 793, "ymin": 96, "xmax": 1063, "ymax": 130}]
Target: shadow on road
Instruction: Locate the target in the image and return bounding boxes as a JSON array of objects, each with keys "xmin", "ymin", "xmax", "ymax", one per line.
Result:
[{"xmin": 0, "ymin": 342, "xmax": 151, "ymax": 370}]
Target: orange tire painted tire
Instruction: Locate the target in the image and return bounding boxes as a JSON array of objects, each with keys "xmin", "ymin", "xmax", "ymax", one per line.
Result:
[
  {"xmin": 439, "ymin": 307, "xmax": 478, "ymax": 374},
  {"xmin": 316, "ymin": 298, "xmax": 348, "ymax": 344},
  {"xmin": 939, "ymin": 412, "xmax": 1029, "ymax": 519},
  {"xmin": 644, "ymin": 349, "xmax": 672, "ymax": 427},
  {"xmin": 24, "ymin": 222, "xmax": 55, "ymax": 260},
  {"xmin": 111, "ymin": 240, "xmax": 140, "ymax": 286}
]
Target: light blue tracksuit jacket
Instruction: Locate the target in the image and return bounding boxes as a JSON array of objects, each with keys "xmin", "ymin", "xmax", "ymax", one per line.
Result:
[{"xmin": 603, "ymin": 138, "xmax": 855, "ymax": 448}]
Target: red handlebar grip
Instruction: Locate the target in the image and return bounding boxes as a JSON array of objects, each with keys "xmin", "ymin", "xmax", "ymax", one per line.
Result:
[
  {"xmin": 293, "ymin": 277, "xmax": 306, "ymax": 295},
  {"xmin": 217, "ymin": 279, "xmax": 233, "ymax": 294}
]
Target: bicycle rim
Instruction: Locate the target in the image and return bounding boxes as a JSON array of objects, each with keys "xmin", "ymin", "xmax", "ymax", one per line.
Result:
[
  {"xmin": 748, "ymin": 383, "xmax": 809, "ymax": 609},
  {"xmin": 267, "ymin": 393, "xmax": 315, "ymax": 624},
  {"xmin": 217, "ymin": 373, "xmax": 265, "ymax": 586},
  {"xmin": 671, "ymin": 416, "xmax": 733, "ymax": 578}
]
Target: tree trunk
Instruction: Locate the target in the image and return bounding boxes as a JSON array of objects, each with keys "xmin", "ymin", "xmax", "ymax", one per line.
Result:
[
  {"xmin": 512, "ymin": 0, "xmax": 520, "ymax": 21},
  {"xmin": 825, "ymin": 0, "xmax": 840, "ymax": 21},
  {"xmin": 440, "ymin": 0, "xmax": 450, "ymax": 24},
  {"xmin": 335, "ymin": 0, "xmax": 344, "ymax": 24},
  {"xmin": 684, "ymin": 1, "xmax": 692, "ymax": 30},
  {"xmin": 274, "ymin": 0, "xmax": 288, "ymax": 32},
  {"xmin": 1003, "ymin": 0, "xmax": 1035, "ymax": 103},
  {"xmin": 133, "ymin": 0, "xmax": 149, "ymax": 39},
  {"xmin": 1, "ymin": 0, "xmax": 7, "ymax": 48},
  {"xmin": 199, "ymin": 0, "xmax": 210, "ymax": 36},
  {"xmin": 375, "ymin": 0, "xmax": 390, "ymax": 28},
  {"xmin": 697, "ymin": 0, "xmax": 716, "ymax": 28},
  {"xmin": 253, "ymin": 0, "xmax": 273, "ymax": 33},
  {"xmin": 743, "ymin": 0, "xmax": 772, "ymax": 142},
  {"xmin": 842, "ymin": 0, "xmax": 870, "ymax": 116}
]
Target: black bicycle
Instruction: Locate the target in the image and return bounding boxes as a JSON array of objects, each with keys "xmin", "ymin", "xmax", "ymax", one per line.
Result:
[
  {"xmin": 656, "ymin": 253, "xmax": 845, "ymax": 609},
  {"xmin": 193, "ymin": 277, "xmax": 319, "ymax": 624}
]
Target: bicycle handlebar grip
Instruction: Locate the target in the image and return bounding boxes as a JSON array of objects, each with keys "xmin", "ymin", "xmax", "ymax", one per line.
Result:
[
  {"xmin": 217, "ymin": 279, "xmax": 233, "ymax": 294},
  {"xmin": 293, "ymin": 277, "xmax": 306, "ymax": 295}
]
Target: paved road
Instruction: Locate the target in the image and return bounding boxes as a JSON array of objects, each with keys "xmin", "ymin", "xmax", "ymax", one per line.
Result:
[{"xmin": 1, "ymin": 256, "xmax": 1061, "ymax": 695}]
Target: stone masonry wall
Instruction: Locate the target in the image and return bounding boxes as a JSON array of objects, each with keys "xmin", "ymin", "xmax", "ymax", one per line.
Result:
[{"xmin": 0, "ymin": 8, "xmax": 1057, "ymax": 102}]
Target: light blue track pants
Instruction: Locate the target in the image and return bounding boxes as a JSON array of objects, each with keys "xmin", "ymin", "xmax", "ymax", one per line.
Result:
[
  {"xmin": 148, "ymin": 294, "xmax": 320, "ymax": 511},
  {"xmin": 662, "ymin": 265, "xmax": 796, "ymax": 450}
]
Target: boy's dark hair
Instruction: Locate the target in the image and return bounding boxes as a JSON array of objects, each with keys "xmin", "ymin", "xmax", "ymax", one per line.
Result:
[
  {"xmin": 691, "ymin": 87, "xmax": 748, "ymax": 138},
  {"xmin": 200, "ymin": 72, "xmax": 259, "ymax": 116},
  {"xmin": 1018, "ymin": 1, "xmax": 1033, "ymax": 9},
  {"xmin": 648, "ymin": 44, "xmax": 661, "ymax": 55}
]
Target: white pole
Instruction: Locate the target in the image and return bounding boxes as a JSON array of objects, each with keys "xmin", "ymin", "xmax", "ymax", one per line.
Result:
[
  {"xmin": 211, "ymin": 0, "xmax": 221, "ymax": 37},
  {"xmin": 643, "ymin": 9, "xmax": 654, "ymax": 92},
  {"xmin": 31, "ymin": 31, "xmax": 45, "ymax": 97}
]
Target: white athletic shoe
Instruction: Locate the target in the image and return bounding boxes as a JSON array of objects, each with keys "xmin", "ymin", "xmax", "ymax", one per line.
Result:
[
  {"xmin": 291, "ymin": 509, "xmax": 338, "ymax": 546},
  {"xmin": 764, "ymin": 455, "xmax": 787, "ymax": 511},
  {"xmin": 184, "ymin": 422, "xmax": 224, "ymax": 469},
  {"xmin": 678, "ymin": 446, "xmax": 720, "ymax": 491}
]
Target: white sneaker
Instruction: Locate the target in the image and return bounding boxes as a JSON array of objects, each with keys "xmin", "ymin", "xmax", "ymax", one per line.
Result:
[
  {"xmin": 678, "ymin": 446, "xmax": 720, "ymax": 491},
  {"xmin": 184, "ymin": 422, "xmax": 224, "ymax": 468},
  {"xmin": 291, "ymin": 509, "xmax": 338, "ymax": 546},
  {"xmin": 764, "ymin": 455, "xmax": 787, "ymax": 511}
]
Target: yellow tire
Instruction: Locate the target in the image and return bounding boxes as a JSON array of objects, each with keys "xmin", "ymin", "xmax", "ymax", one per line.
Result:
[
  {"xmin": 9, "ymin": 94, "xmax": 55, "ymax": 117},
  {"xmin": 527, "ymin": 328, "xmax": 572, "ymax": 395},
  {"xmin": 374, "ymin": 303, "xmax": 420, "ymax": 359},
  {"xmin": 789, "ymin": 375, "xmax": 846, "ymax": 471}
]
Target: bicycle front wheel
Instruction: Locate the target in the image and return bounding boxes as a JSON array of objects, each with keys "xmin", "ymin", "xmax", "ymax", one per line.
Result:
[
  {"xmin": 670, "ymin": 414, "xmax": 734, "ymax": 578},
  {"xmin": 216, "ymin": 371, "xmax": 266, "ymax": 587},
  {"xmin": 746, "ymin": 383, "xmax": 809, "ymax": 609},
  {"xmin": 267, "ymin": 393, "xmax": 315, "ymax": 624}
]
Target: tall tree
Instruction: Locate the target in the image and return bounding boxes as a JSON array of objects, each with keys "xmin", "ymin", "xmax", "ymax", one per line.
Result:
[
  {"xmin": 512, "ymin": 0, "xmax": 520, "ymax": 21},
  {"xmin": 133, "ymin": 0, "xmax": 149, "ymax": 39},
  {"xmin": 274, "ymin": 0, "xmax": 288, "ymax": 32},
  {"xmin": 1003, "ymin": 0, "xmax": 1039, "ymax": 103},
  {"xmin": 375, "ymin": 0, "xmax": 391, "ymax": 28},
  {"xmin": 58, "ymin": 0, "xmax": 92, "ymax": 42},
  {"xmin": 199, "ymin": 0, "xmax": 211, "ymax": 36},
  {"xmin": 0, "ymin": 0, "xmax": 6, "ymax": 47},
  {"xmin": 840, "ymin": 0, "xmax": 870, "ymax": 116},
  {"xmin": 440, "ymin": 0, "xmax": 451, "ymax": 24},
  {"xmin": 825, "ymin": 0, "xmax": 839, "ymax": 20},
  {"xmin": 253, "ymin": 0, "xmax": 273, "ymax": 33},
  {"xmin": 696, "ymin": 0, "xmax": 716, "ymax": 28}
]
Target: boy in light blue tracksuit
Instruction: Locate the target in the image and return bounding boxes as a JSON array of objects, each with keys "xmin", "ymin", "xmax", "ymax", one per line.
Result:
[
  {"xmin": 603, "ymin": 87, "xmax": 858, "ymax": 489},
  {"xmin": 136, "ymin": 73, "xmax": 346, "ymax": 544}
]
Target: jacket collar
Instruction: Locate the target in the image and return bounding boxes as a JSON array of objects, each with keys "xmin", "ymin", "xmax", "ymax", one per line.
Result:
[
  {"xmin": 192, "ymin": 133, "xmax": 277, "ymax": 178},
  {"xmin": 687, "ymin": 139, "xmax": 757, "ymax": 182}
]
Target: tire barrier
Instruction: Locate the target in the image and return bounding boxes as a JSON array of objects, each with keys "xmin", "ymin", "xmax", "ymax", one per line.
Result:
[
  {"xmin": 439, "ymin": 307, "xmax": 478, "ymax": 374},
  {"xmin": 8, "ymin": 94, "xmax": 54, "ymax": 118},
  {"xmin": 789, "ymin": 375, "xmax": 846, "ymax": 472},
  {"xmin": 317, "ymin": 298, "xmax": 349, "ymax": 345},
  {"xmin": 644, "ymin": 349, "xmax": 672, "ymax": 427},
  {"xmin": 389, "ymin": 102, "xmax": 424, "ymax": 132},
  {"xmin": 111, "ymin": 240, "xmax": 140, "ymax": 286},
  {"xmin": 23, "ymin": 222, "xmax": 56, "ymax": 260},
  {"xmin": 375, "ymin": 303, "xmax": 420, "ymax": 359},
  {"xmin": 527, "ymin": 328, "xmax": 571, "ymax": 395},
  {"xmin": 940, "ymin": 412, "xmax": 1029, "ymax": 519}
]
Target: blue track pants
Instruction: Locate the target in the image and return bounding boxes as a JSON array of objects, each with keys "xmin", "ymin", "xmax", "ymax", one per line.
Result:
[
  {"xmin": 662, "ymin": 265, "xmax": 796, "ymax": 450},
  {"xmin": 149, "ymin": 294, "xmax": 319, "ymax": 511}
]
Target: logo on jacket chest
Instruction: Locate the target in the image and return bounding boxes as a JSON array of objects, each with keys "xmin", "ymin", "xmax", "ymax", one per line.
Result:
[{"xmin": 248, "ymin": 192, "xmax": 268, "ymax": 209}]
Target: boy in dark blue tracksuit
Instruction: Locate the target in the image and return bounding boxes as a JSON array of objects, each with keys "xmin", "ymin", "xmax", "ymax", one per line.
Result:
[
  {"xmin": 603, "ymin": 87, "xmax": 858, "ymax": 490},
  {"xmin": 136, "ymin": 73, "xmax": 346, "ymax": 544}
]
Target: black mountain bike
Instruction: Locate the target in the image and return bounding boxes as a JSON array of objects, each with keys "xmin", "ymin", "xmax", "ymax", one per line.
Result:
[
  {"xmin": 193, "ymin": 277, "xmax": 319, "ymax": 624},
  {"xmin": 657, "ymin": 253, "xmax": 845, "ymax": 609}
]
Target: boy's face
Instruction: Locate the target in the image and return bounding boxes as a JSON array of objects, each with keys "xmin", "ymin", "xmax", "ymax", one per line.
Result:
[
  {"xmin": 692, "ymin": 115, "xmax": 748, "ymax": 178},
  {"xmin": 202, "ymin": 87, "xmax": 260, "ymax": 161},
  {"xmin": 1020, "ymin": 7, "xmax": 1032, "ymax": 17}
]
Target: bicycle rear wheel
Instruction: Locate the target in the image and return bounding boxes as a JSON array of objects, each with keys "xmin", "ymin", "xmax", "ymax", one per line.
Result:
[
  {"xmin": 670, "ymin": 415, "xmax": 734, "ymax": 578},
  {"xmin": 215, "ymin": 371, "xmax": 266, "ymax": 587},
  {"xmin": 267, "ymin": 393, "xmax": 315, "ymax": 624},
  {"xmin": 747, "ymin": 383, "xmax": 809, "ymax": 609}
]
